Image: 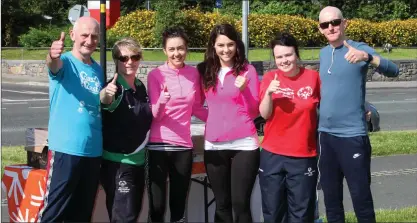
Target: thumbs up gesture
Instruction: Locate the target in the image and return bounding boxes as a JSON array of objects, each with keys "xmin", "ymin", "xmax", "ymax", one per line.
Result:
[
  {"xmin": 105, "ymin": 73, "xmax": 118, "ymax": 98},
  {"xmin": 49, "ymin": 32, "xmax": 66, "ymax": 60},
  {"xmin": 344, "ymin": 40, "xmax": 368, "ymax": 64},
  {"xmin": 159, "ymin": 83, "xmax": 170, "ymax": 104},
  {"xmin": 267, "ymin": 73, "xmax": 280, "ymax": 95},
  {"xmin": 235, "ymin": 72, "xmax": 248, "ymax": 91}
]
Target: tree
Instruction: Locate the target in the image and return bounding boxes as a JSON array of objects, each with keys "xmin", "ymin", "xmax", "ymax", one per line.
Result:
[{"xmin": 153, "ymin": 0, "xmax": 183, "ymax": 46}]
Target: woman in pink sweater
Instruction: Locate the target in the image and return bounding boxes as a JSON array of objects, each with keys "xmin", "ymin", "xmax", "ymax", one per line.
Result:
[
  {"xmin": 146, "ymin": 27, "xmax": 208, "ymax": 222},
  {"xmin": 197, "ymin": 23, "xmax": 260, "ymax": 223}
]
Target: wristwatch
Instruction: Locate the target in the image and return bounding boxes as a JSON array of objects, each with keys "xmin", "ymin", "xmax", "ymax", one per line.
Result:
[{"xmin": 366, "ymin": 53, "xmax": 373, "ymax": 63}]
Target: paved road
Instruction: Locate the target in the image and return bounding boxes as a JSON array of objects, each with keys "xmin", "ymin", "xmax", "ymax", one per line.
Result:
[{"xmin": 2, "ymin": 82, "xmax": 416, "ymax": 146}]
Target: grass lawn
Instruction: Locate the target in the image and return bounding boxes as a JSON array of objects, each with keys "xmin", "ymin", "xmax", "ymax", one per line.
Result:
[
  {"xmin": 323, "ymin": 206, "xmax": 417, "ymax": 222},
  {"xmin": 2, "ymin": 48, "xmax": 416, "ymax": 61},
  {"xmin": 368, "ymin": 130, "xmax": 417, "ymax": 156},
  {"xmin": 2, "ymin": 130, "xmax": 416, "ymax": 175}
]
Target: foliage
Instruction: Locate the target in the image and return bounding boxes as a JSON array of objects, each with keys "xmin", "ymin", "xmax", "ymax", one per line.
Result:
[
  {"xmin": 376, "ymin": 19, "xmax": 417, "ymax": 47},
  {"xmin": 18, "ymin": 26, "xmax": 73, "ymax": 48},
  {"xmin": 152, "ymin": 0, "xmax": 184, "ymax": 47},
  {"xmin": 108, "ymin": 10, "xmax": 157, "ymax": 47},
  {"xmin": 1, "ymin": 0, "xmax": 86, "ymax": 46},
  {"xmin": 109, "ymin": 8, "xmax": 417, "ymax": 48}
]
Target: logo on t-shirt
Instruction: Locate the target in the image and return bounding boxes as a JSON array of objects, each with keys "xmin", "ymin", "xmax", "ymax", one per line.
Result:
[
  {"xmin": 276, "ymin": 87, "xmax": 295, "ymax": 99},
  {"xmin": 80, "ymin": 71, "xmax": 101, "ymax": 94},
  {"xmin": 297, "ymin": 86, "xmax": 313, "ymax": 99}
]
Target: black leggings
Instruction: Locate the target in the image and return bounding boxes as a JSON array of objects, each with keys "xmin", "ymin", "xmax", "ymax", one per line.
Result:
[
  {"xmin": 146, "ymin": 149, "xmax": 193, "ymax": 222},
  {"xmin": 204, "ymin": 149, "xmax": 260, "ymax": 223}
]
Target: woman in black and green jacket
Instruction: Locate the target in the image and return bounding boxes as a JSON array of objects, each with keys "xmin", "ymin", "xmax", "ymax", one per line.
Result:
[{"xmin": 100, "ymin": 37, "xmax": 152, "ymax": 222}]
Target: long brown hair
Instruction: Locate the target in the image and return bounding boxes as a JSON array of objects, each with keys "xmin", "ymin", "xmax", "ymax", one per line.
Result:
[{"xmin": 199, "ymin": 23, "xmax": 248, "ymax": 91}]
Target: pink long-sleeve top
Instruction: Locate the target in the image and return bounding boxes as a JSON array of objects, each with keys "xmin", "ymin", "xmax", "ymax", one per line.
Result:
[
  {"xmin": 147, "ymin": 62, "xmax": 208, "ymax": 148},
  {"xmin": 204, "ymin": 64, "xmax": 260, "ymax": 142}
]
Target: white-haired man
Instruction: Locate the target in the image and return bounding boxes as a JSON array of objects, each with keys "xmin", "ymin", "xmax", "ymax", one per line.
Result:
[{"xmin": 38, "ymin": 16, "xmax": 104, "ymax": 222}]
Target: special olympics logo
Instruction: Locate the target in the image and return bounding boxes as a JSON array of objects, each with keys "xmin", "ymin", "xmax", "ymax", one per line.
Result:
[{"xmin": 297, "ymin": 86, "xmax": 313, "ymax": 99}]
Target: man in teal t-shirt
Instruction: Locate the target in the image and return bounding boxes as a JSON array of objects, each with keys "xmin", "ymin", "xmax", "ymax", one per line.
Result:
[
  {"xmin": 38, "ymin": 17, "xmax": 104, "ymax": 222},
  {"xmin": 317, "ymin": 6, "xmax": 399, "ymax": 223}
]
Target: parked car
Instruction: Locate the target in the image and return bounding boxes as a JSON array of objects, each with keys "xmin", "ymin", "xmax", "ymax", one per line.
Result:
[{"xmin": 254, "ymin": 101, "xmax": 380, "ymax": 136}]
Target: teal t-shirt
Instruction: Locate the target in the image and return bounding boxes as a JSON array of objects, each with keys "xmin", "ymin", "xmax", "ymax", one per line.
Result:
[{"xmin": 48, "ymin": 52, "xmax": 104, "ymax": 157}]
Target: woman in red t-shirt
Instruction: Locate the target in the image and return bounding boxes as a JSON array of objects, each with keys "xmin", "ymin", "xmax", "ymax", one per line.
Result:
[{"xmin": 258, "ymin": 33, "xmax": 320, "ymax": 223}]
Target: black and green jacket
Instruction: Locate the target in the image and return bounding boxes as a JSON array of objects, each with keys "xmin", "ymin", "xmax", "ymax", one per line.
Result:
[{"xmin": 101, "ymin": 74, "xmax": 152, "ymax": 165}]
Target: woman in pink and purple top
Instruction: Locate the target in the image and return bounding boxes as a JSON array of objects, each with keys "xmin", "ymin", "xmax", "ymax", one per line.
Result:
[
  {"xmin": 197, "ymin": 23, "xmax": 261, "ymax": 223},
  {"xmin": 146, "ymin": 27, "xmax": 208, "ymax": 222}
]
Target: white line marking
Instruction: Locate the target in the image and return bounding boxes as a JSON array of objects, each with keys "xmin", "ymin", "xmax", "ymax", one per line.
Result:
[
  {"xmin": 1, "ymin": 99, "xmax": 49, "ymax": 102},
  {"xmin": 1, "ymin": 89, "xmax": 48, "ymax": 95},
  {"xmin": 2, "ymin": 102, "xmax": 28, "ymax": 105},
  {"xmin": 378, "ymin": 109, "xmax": 417, "ymax": 114},
  {"xmin": 372, "ymin": 100, "xmax": 417, "ymax": 104},
  {"xmin": 29, "ymin": 106, "xmax": 49, "ymax": 109}
]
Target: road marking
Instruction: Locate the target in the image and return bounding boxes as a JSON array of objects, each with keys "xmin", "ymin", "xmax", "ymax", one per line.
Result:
[
  {"xmin": 29, "ymin": 106, "xmax": 49, "ymax": 109},
  {"xmin": 1, "ymin": 89, "xmax": 48, "ymax": 95},
  {"xmin": 371, "ymin": 168, "xmax": 417, "ymax": 177},
  {"xmin": 379, "ymin": 109, "xmax": 417, "ymax": 114},
  {"xmin": 1, "ymin": 102, "xmax": 28, "ymax": 105},
  {"xmin": 1, "ymin": 127, "xmax": 29, "ymax": 133},
  {"xmin": 372, "ymin": 99, "xmax": 417, "ymax": 104},
  {"xmin": 1, "ymin": 99, "xmax": 49, "ymax": 102}
]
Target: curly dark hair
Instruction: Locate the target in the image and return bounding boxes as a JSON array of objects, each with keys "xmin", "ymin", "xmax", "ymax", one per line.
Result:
[{"xmin": 199, "ymin": 23, "xmax": 248, "ymax": 91}]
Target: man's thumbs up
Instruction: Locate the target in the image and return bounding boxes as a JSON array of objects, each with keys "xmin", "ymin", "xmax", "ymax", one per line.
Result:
[
  {"xmin": 344, "ymin": 40, "xmax": 368, "ymax": 64},
  {"xmin": 59, "ymin": 32, "xmax": 66, "ymax": 41},
  {"xmin": 49, "ymin": 32, "xmax": 65, "ymax": 60},
  {"xmin": 343, "ymin": 40, "xmax": 352, "ymax": 49}
]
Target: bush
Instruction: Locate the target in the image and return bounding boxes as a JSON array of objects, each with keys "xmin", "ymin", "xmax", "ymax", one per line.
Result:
[
  {"xmin": 18, "ymin": 26, "xmax": 72, "ymax": 48},
  {"xmin": 109, "ymin": 10, "xmax": 157, "ymax": 47},
  {"xmin": 109, "ymin": 9, "xmax": 417, "ymax": 48},
  {"xmin": 377, "ymin": 19, "xmax": 417, "ymax": 47},
  {"xmin": 345, "ymin": 19, "xmax": 379, "ymax": 46}
]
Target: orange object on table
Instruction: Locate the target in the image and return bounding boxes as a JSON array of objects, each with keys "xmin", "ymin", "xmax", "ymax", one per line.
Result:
[{"xmin": 1, "ymin": 164, "xmax": 47, "ymax": 222}]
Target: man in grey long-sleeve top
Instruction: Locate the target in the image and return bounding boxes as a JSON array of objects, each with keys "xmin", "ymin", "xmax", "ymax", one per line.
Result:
[{"xmin": 317, "ymin": 6, "xmax": 399, "ymax": 223}]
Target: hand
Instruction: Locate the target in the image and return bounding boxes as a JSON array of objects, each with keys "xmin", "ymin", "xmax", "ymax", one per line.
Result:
[
  {"xmin": 159, "ymin": 83, "xmax": 170, "ymax": 104},
  {"xmin": 267, "ymin": 74, "xmax": 280, "ymax": 95},
  {"xmin": 50, "ymin": 32, "xmax": 65, "ymax": 60},
  {"xmin": 366, "ymin": 110, "xmax": 371, "ymax": 122},
  {"xmin": 104, "ymin": 73, "xmax": 118, "ymax": 100},
  {"xmin": 344, "ymin": 40, "xmax": 368, "ymax": 64},
  {"xmin": 235, "ymin": 72, "xmax": 248, "ymax": 91}
]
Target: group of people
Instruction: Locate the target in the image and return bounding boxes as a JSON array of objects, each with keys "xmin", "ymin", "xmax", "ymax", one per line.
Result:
[{"xmin": 38, "ymin": 5, "xmax": 399, "ymax": 223}]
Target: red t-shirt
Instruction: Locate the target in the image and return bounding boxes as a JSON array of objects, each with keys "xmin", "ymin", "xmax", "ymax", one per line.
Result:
[{"xmin": 260, "ymin": 68, "xmax": 320, "ymax": 157}]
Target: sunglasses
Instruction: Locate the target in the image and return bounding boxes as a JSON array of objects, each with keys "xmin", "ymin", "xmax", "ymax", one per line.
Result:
[
  {"xmin": 118, "ymin": 54, "xmax": 141, "ymax": 62},
  {"xmin": 319, "ymin": 19, "xmax": 342, "ymax": 29}
]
